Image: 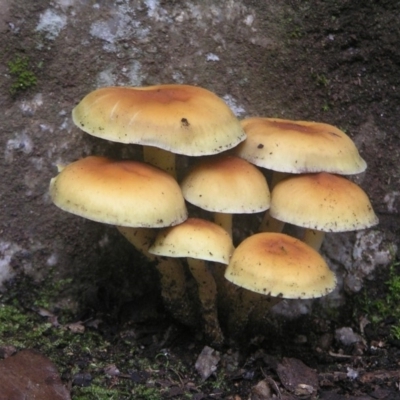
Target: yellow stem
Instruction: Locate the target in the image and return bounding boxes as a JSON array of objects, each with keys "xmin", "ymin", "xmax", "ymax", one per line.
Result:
[
  {"xmin": 227, "ymin": 288, "xmax": 280, "ymax": 337},
  {"xmin": 302, "ymin": 229, "xmax": 325, "ymax": 251},
  {"xmin": 187, "ymin": 258, "xmax": 224, "ymax": 346},
  {"xmin": 143, "ymin": 146, "xmax": 177, "ymax": 179},
  {"xmin": 259, "ymin": 212, "xmax": 285, "ymax": 232},
  {"xmin": 214, "ymin": 212, "xmax": 232, "ymax": 238},
  {"xmin": 117, "ymin": 226, "xmax": 196, "ymax": 326},
  {"xmin": 270, "ymin": 171, "xmax": 290, "ymax": 188}
]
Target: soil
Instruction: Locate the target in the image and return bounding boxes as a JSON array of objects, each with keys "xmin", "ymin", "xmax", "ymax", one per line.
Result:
[
  {"xmin": 2, "ymin": 270, "xmax": 400, "ymax": 399},
  {"xmin": 1, "ymin": 0, "xmax": 400, "ymax": 399}
]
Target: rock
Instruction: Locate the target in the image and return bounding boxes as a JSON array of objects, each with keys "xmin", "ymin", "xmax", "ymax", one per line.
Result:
[
  {"xmin": 194, "ymin": 346, "xmax": 220, "ymax": 381},
  {"xmin": 250, "ymin": 379, "xmax": 272, "ymax": 400},
  {"xmin": 72, "ymin": 372, "xmax": 92, "ymax": 387},
  {"xmin": 335, "ymin": 327, "xmax": 363, "ymax": 346},
  {"xmin": 318, "ymin": 333, "xmax": 334, "ymax": 350},
  {"xmin": 0, "ymin": 349, "xmax": 70, "ymax": 399},
  {"xmin": 294, "ymin": 383, "xmax": 315, "ymax": 396},
  {"xmin": 276, "ymin": 357, "xmax": 319, "ymax": 395},
  {"xmin": 0, "ymin": 344, "xmax": 17, "ymax": 359}
]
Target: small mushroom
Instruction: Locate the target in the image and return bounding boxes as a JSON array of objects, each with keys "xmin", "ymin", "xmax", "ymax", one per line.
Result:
[
  {"xmin": 269, "ymin": 172, "xmax": 379, "ymax": 250},
  {"xmin": 235, "ymin": 117, "xmax": 366, "ymax": 176},
  {"xmin": 181, "ymin": 155, "xmax": 270, "ymax": 237},
  {"xmin": 224, "ymin": 232, "xmax": 337, "ymax": 334},
  {"xmin": 149, "ymin": 218, "xmax": 235, "ymax": 345}
]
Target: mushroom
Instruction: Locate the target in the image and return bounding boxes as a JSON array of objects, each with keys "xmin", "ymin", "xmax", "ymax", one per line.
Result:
[
  {"xmin": 234, "ymin": 117, "xmax": 367, "ymax": 232},
  {"xmin": 235, "ymin": 117, "xmax": 366, "ymax": 176},
  {"xmin": 72, "ymin": 84, "xmax": 246, "ymax": 178},
  {"xmin": 224, "ymin": 232, "xmax": 337, "ymax": 334},
  {"xmin": 180, "ymin": 155, "xmax": 270, "ymax": 237},
  {"xmin": 148, "ymin": 218, "xmax": 234, "ymax": 345},
  {"xmin": 49, "ymin": 156, "xmax": 196, "ymax": 324},
  {"xmin": 50, "ymin": 156, "xmax": 187, "ymax": 227},
  {"xmin": 269, "ymin": 172, "xmax": 379, "ymax": 250}
]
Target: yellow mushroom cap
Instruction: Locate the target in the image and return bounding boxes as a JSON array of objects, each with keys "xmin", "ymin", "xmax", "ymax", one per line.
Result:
[
  {"xmin": 72, "ymin": 85, "xmax": 246, "ymax": 155},
  {"xmin": 149, "ymin": 217, "xmax": 235, "ymax": 263},
  {"xmin": 270, "ymin": 172, "xmax": 379, "ymax": 232},
  {"xmin": 225, "ymin": 232, "xmax": 337, "ymax": 298},
  {"xmin": 49, "ymin": 156, "xmax": 188, "ymax": 227},
  {"xmin": 235, "ymin": 117, "xmax": 367, "ymax": 174},
  {"xmin": 181, "ymin": 155, "xmax": 270, "ymax": 213}
]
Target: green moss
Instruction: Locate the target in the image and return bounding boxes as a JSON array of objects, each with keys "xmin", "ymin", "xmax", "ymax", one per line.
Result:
[
  {"xmin": 131, "ymin": 385, "xmax": 161, "ymax": 400},
  {"xmin": 312, "ymin": 73, "xmax": 330, "ymax": 87},
  {"xmin": 0, "ymin": 273, "xmax": 239, "ymax": 399},
  {"xmin": 321, "ymin": 102, "xmax": 331, "ymax": 112},
  {"xmin": 210, "ymin": 369, "xmax": 229, "ymax": 391},
  {"xmin": 0, "ymin": 274, "xmax": 195, "ymax": 399},
  {"xmin": 0, "ymin": 276, "xmax": 125, "ymax": 397},
  {"xmin": 7, "ymin": 56, "xmax": 38, "ymax": 95},
  {"xmin": 73, "ymin": 382, "xmax": 123, "ymax": 399},
  {"xmin": 33, "ymin": 277, "xmax": 73, "ymax": 310},
  {"xmin": 358, "ymin": 259, "xmax": 400, "ymax": 339}
]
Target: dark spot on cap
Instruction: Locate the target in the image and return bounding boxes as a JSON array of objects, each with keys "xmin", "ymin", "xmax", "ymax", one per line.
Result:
[
  {"xmin": 181, "ymin": 118, "xmax": 190, "ymax": 127},
  {"xmin": 257, "ymin": 143, "xmax": 264, "ymax": 149}
]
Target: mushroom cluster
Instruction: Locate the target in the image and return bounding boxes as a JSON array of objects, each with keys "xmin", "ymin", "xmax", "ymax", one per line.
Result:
[
  {"xmin": 50, "ymin": 85, "xmax": 378, "ymax": 344},
  {"xmin": 235, "ymin": 117, "xmax": 378, "ymax": 250}
]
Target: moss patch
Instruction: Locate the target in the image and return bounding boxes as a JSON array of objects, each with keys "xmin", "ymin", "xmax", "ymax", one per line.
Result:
[
  {"xmin": 7, "ymin": 56, "xmax": 37, "ymax": 95},
  {"xmin": 0, "ymin": 274, "xmax": 232, "ymax": 399},
  {"xmin": 357, "ymin": 259, "xmax": 400, "ymax": 340}
]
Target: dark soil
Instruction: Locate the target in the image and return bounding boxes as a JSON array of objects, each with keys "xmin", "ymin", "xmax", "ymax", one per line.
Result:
[{"xmin": 2, "ymin": 268, "xmax": 400, "ymax": 399}]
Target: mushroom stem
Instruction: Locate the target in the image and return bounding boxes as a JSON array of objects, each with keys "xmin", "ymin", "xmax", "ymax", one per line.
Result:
[
  {"xmin": 227, "ymin": 287, "xmax": 257, "ymax": 336},
  {"xmin": 259, "ymin": 171, "xmax": 288, "ymax": 233},
  {"xmin": 117, "ymin": 226, "xmax": 155, "ymax": 255},
  {"xmin": 227, "ymin": 288, "xmax": 280, "ymax": 337},
  {"xmin": 187, "ymin": 257, "xmax": 224, "ymax": 346},
  {"xmin": 270, "ymin": 171, "xmax": 289, "ymax": 189},
  {"xmin": 249, "ymin": 295, "xmax": 282, "ymax": 325},
  {"xmin": 214, "ymin": 212, "xmax": 233, "ymax": 237},
  {"xmin": 143, "ymin": 146, "xmax": 177, "ymax": 179},
  {"xmin": 302, "ymin": 229, "xmax": 326, "ymax": 251},
  {"xmin": 259, "ymin": 212, "xmax": 285, "ymax": 233},
  {"xmin": 117, "ymin": 226, "xmax": 196, "ymax": 326}
]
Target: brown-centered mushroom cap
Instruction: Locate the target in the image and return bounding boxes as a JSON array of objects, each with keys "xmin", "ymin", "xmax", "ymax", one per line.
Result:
[
  {"xmin": 270, "ymin": 172, "xmax": 378, "ymax": 232},
  {"xmin": 224, "ymin": 232, "xmax": 337, "ymax": 298},
  {"xmin": 72, "ymin": 84, "xmax": 246, "ymax": 156},
  {"xmin": 181, "ymin": 155, "xmax": 270, "ymax": 214},
  {"xmin": 149, "ymin": 218, "xmax": 234, "ymax": 264},
  {"xmin": 235, "ymin": 117, "xmax": 367, "ymax": 175},
  {"xmin": 49, "ymin": 156, "xmax": 187, "ymax": 227}
]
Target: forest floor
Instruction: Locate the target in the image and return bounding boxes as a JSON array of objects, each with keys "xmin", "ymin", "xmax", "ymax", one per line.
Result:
[{"xmin": 1, "ymin": 262, "xmax": 400, "ymax": 399}]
